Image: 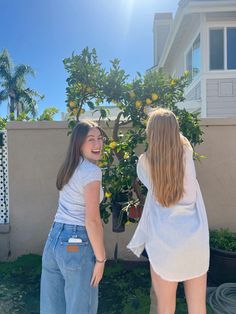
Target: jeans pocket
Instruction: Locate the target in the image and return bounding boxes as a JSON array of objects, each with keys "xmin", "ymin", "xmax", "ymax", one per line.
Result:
[
  {"xmin": 60, "ymin": 239, "xmax": 89, "ymax": 246},
  {"xmin": 59, "ymin": 241, "xmax": 93, "ymax": 271}
]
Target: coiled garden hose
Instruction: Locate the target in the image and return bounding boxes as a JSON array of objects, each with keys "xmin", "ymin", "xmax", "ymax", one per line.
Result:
[{"xmin": 207, "ymin": 283, "xmax": 236, "ymax": 314}]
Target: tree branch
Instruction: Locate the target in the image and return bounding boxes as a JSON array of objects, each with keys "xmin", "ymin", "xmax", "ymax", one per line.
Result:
[
  {"xmin": 132, "ymin": 178, "xmax": 145, "ymax": 206},
  {"xmin": 119, "ymin": 119, "xmax": 132, "ymax": 127},
  {"xmin": 112, "ymin": 111, "xmax": 123, "ymax": 141}
]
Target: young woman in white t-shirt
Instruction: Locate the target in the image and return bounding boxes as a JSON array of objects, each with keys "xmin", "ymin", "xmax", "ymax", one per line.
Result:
[
  {"xmin": 40, "ymin": 120, "xmax": 106, "ymax": 314},
  {"xmin": 128, "ymin": 108, "xmax": 209, "ymax": 314}
]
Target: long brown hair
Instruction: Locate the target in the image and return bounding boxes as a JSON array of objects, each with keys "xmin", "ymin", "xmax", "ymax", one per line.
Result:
[
  {"xmin": 56, "ymin": 120, "xmax": 101, "ymax": 190},
  {"xmin": 146, "ymin": 108, "xmax": 188, "ymax": 207}
]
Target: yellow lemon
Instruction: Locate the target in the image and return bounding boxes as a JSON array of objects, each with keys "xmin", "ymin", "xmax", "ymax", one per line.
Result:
[
  {"xmin": 124, "ymin": 152, "xmax": 129, "ymax": 160},
  {"xmin": 69, "ymin": 101, "xmax": 76, "ymax": 108},
  {"xmin": 129, "ymin": 91, "xmax": 136, "ymax": 98},
  {"xmin": 85, "ymin": 87, "xmax": 92, "ymax": 93},
  {"xmin": 80, "ymin": 108, "xmax": 85, "ymax": 114},
  {"xmin": 135, "ymin": 100, "xmax": 142, "ymax": 109},
  {"xmin": 109, "ymin": 141, "xmax": 117, "ymax": 149},
  {"xmin": 146, "ymin": 98, "xmax": 152, "ymax": 105},
  {"xmin": 105, "ymin": 191, "xmax": 112, "ymax": 198},
  {"xmin": 151, "ymin": 93, "xmax": 158, "ymax": 101},
  {"xmin": 184, "ymin": 70, "xmax": 189, "ymax": 76},
  {"xmin": 73, "ymin": 108, "xmax": 79, "ymax": 115},
  {"xmin": 170, "ymin": 79, "xmax": 176, "ymax": 86},
  {"xmin": 98, "ymin": 161, "xmax": 105, "ymax": 168}
]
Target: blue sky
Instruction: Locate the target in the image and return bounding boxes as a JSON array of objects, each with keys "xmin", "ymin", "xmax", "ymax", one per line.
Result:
[{"xmin": 0, "ymin": 0, "xmax": 177, "ymax": 120}]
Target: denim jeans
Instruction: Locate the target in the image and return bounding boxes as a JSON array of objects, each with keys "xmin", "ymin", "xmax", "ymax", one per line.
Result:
[{"xmin": 40, "ymin": 222, "xmax": 98, "ymax": 314}]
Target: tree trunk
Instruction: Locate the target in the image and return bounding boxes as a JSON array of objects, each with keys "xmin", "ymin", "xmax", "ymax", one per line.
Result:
[
  {"xmin": 9, "ymin": 96, "xmax": 15, "ymax": 120},
  {"xmin": 16, "ymin": 102, "xmax": 20, "ymax": 118}
]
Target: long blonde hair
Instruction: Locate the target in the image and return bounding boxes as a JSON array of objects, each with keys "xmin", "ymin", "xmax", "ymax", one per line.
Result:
[{"xmin": 146, "ymin": 108, "xmax": 187, "ymax": 207}]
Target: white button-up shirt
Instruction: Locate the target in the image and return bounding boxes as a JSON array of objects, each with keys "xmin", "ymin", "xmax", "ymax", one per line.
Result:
[{"xmin": 127, "ymin": 146, "xmax": 209, "ymax": 282}]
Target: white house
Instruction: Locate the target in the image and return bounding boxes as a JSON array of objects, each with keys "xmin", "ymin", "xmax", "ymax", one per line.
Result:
[{"xmin": 153, "ymin": 0, "xmax": 236, "ymax": 117}]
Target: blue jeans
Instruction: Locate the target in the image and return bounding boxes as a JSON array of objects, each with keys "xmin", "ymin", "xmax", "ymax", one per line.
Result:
[{"xmin": 40, "ymin": 222, "xmax": 98, "ymax": 314}]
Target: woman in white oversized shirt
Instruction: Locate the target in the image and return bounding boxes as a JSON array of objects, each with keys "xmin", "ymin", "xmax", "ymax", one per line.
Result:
[{"xmin": 128, "ymin": 108, "xmax": 209, "ymax": 314}]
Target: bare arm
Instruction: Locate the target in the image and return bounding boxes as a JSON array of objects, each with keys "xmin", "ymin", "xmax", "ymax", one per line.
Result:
[
  {"xmin": 137, "ymin": 154, "xmax": 151, "ymax": 189},
  {"xmin": 84, "ymin": 180, "xmax": 106, "ymax": 286},
  {"xmin": 182, "ymin": 146, "xmax": 197, "ymax": 204}
]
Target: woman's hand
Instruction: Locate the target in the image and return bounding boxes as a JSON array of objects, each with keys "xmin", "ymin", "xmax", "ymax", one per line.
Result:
[{"xmin": 90, "ymin": 262, "xmax": 105, "ymax": 287}]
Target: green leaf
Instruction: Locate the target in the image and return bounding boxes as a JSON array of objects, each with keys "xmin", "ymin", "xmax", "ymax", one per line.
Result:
[{"xmin": 87, "ymin": 101, "xmax": 95, "ymax": 110}]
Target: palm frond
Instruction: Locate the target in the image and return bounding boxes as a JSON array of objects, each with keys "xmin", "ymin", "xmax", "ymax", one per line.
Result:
[
  {"xmin": 0, "ymin": 89, "xmax": 8, "ymax": 102},
  {"xmin": 12, "ymin": 65, "xmax": 35, "ymax": 88},
  {"xmin": 17, "ymin": 89, "xmax": 39, "ymax": 118},
  {"xmin": 24, "ymin": 87, "xmax": 44, "ymax": 99},
  {"xmin": 26, "ymin": 100, "xmax": 38, "ymax": 118},
  {"xmin": 14, "ymin": 65, "xmax": 35, "ymax": 79},
  {"xmin": 0, "ymin": 49, "xmax": 12, "ymax": 81},
  {"xmin": 0, "ymin": 49, "xmax": 41, "ymax": 119}
]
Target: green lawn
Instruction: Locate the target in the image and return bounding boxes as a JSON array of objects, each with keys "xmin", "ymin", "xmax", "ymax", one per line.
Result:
[{"xmin": 0, "ymin": 254, "xmax": 213, "ymax": 314}]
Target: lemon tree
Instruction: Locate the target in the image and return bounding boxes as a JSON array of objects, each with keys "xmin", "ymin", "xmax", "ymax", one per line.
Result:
[{"xmin": 64, "ymin": 48, "xmax": 203, "ymax": 223}]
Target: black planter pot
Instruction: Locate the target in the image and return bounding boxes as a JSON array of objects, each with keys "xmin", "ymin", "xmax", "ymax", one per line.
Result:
[
  {"xmin": 115, "ymin": 190, "xmax": 130, "ymax": 203},
  {"xmin": 111, "ymin": 202, "xmax": 126, "ymax": 233},
  {"xmin": 208, "ymin": 247, "xmax": 236, "ymax": 285}
]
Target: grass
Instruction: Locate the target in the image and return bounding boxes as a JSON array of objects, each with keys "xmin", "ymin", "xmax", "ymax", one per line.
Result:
[
  {"xmin": 0, "ymin": 254, "xmax": 41, "ymax": 314},
  {"xmin": 0, "ymin": 254, "xmax": 213, "ymax": 314}
]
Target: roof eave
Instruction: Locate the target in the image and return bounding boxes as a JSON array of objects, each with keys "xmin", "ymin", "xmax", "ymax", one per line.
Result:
[{"xmin": 157, "ymin": 0, "xmax": 236, "ymax": 69}]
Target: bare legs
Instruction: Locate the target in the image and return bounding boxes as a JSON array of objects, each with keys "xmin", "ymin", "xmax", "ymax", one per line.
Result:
[
  {"xmin": 150, "ymin": 265, "xmax": 207, "ymax": 314},
  {"xmin": 184, "ymin": 273, "xmax": 207, "ymax": 314},
  {"xmin": 150, "ymin": 265, "xmax": 178, "ymax": 314}
]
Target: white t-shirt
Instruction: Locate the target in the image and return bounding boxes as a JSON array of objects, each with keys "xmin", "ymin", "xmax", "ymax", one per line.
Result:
[
  {"xmin": 127, "ymin": 146, "xmax": 209, "ymax": 282},
  {"xmin": 54, "ymin": 158, "xmax": 104, "ymax": 226}
]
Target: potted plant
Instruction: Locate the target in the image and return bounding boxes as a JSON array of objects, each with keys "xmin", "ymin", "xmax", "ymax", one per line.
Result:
[
  {"xmin": 110, "ymin": 189, "xmax": 130, "ymax": 233},
  {"xmin": 209, "ymin": 228, "xmax": 236, "ymax": 284},
  {"xmin": 128, "ymin": 202, "xmax": 143, "ymax": 223}
]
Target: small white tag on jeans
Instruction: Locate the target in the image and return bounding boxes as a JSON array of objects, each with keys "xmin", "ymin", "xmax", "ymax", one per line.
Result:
[{"xmin": 68, "ymin": 237, "xmax": 82, "ymax": 243}]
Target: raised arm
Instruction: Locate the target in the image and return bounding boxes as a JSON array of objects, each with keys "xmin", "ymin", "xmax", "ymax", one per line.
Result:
[
  {"xmin": 137, "ymin": 154, "xmax": 151, "ymax": 189},
  {"xmin": 182, "ymin": 146, "xmax": 197, "ymax": 204}
]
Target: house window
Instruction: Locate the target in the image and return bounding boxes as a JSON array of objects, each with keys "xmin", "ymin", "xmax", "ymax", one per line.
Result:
[
  {"xmin": 227, "ymin": 28, "xmax": 236, "ymax": 69},
  {"xmin": 186, "ymin": 34, "xmax": 200, "ymax": 81},
  {"xmin": 210, "ymin": 29, "xmax": 224, "ymax": 70},
  {"xmin": 209, "ymin": 27, "xmax": 236, "ymax": 70}
]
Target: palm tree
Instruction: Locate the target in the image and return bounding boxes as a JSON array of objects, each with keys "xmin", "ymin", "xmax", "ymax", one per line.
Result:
[{"xmin": 0, "ymin": 49, "xmax": 43, "ymax": 120}]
